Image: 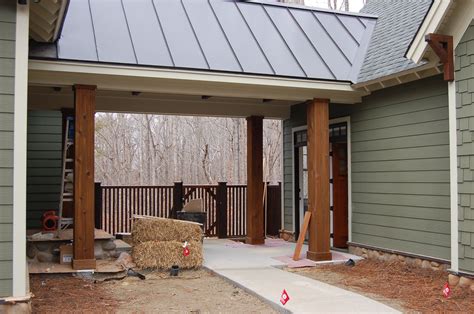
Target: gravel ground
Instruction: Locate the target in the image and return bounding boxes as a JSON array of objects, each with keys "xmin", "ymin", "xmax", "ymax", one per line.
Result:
[{"xmin": 31, "ymin": 269, "xmax": 277, "ymax": 313}]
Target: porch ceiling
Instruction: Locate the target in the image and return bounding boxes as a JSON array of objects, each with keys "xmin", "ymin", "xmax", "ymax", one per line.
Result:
[{"xmin": 28, "ymin": 85, "xmax": 299, "ymax": 119}]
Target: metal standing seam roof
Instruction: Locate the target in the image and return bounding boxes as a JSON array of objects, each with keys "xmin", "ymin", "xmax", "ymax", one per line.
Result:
[{"xmin": 29, "ymin": 0, "xmax": 377, "ymax": 83}]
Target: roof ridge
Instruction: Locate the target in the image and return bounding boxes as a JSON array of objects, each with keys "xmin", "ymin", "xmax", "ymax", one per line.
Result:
[{"xmin": 237, "ymin": 0, "xmax": 378, "ymax": 19}]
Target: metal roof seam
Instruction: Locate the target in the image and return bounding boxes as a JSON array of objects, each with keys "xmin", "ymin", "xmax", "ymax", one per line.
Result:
[
  {"xmin": 151, "ymin": 0, "xmax": 175, "ymax": 67},
  {"xmin": 311, "ymin": 11, "xmax": 352, "ymax": 65},
  {"xmin": 334, "ymin": 14, "xmax": 360, "ymax": 46},
  {"xmin": 180, "ymin": 0, "xmax": 210, "ymax": 70},
  {"xmin": 287, "ymin": 8, "xmax": 337, "ymax": 80},
  {"xmin": 355, "ymin": 16, "xmax": 367, "ymax": 29},
  {"xmin": 87, "ymin": 0, "xmax": 99, "ymax": 61},
  {"xmin": 234, "ymin": 1, "xmax": 276, "ymax": 75},
  {"xmin": 261, "ymin": 5, "xmax": 307, "ymax": 78},
  {"xmin": 207, "ymin": 0, "xmax": 244, "ymax": 72},
  {"xmin": 120, "ymin": 0, "xmax": 138, "ymax": 64}
]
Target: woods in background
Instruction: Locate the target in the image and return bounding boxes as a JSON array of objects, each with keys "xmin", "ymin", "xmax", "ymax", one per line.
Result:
[{"xmin": 95, "ymin": 114, "xmax": 282, "ymax": 186}]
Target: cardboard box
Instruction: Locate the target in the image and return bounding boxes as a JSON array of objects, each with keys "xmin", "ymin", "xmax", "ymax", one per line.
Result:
[{"xmin": 59, "ymin": 244, "xmax": 73, "ymax": 264}]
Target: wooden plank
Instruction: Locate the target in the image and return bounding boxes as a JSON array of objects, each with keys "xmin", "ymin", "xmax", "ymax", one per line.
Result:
[
  {"xmin": 72, "ymin": 84, "xmax": 97, "ymax": 270},
  {"xmin": 306, "ymin": 99, "xmax": 331, "ymax": 261},
  {"xmin": 293, "ymin": 211, "xmax": 311, "ymax": 261},
  {"xmin": 245, "ymin": 116, "xmax": 264, "ymax": 245}
]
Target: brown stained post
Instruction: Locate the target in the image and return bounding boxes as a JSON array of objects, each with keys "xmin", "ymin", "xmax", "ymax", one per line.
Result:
[
  {"xmin": 306, "ymin": 99, "xmax": 332, "ymax": 261},
  {"xmin": 73, "ymin": 84, "xmax": 97, "ymax": 270},
  {"xmin": 246, "ymin": 116, "xmax": 265, "ymax": 245}
]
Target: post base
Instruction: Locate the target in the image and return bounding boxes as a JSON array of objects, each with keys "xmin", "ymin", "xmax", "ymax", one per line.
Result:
[
  {"xmin": 306, "ymin": 250, "xmax": 332, "ymax": 261},
  {"xmin": 245, "ymin": 237, "xmax": 265, "ymax": 245},
  {"xmin": 72, "ymin": 258, "xmax": 96, "ymax": 270}
]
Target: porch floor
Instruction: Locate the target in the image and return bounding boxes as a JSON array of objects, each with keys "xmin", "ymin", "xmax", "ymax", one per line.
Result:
[{"xmin": 203, "ymin": 238, "xmax": 398, "ymax": 313}]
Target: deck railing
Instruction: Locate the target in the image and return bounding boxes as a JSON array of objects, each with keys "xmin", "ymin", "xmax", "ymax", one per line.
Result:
[{"xmin": 96, "ymin": 182, "xmax": 281, "ymax": 238}]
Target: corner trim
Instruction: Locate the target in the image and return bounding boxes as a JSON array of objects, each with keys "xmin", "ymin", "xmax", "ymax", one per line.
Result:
[
  {"xmin": 13, "ymin": 2, "xmax": 29, "ymax": 298},
  {"xmin": 448, "ymin": 80, "xmax": 458, "ymax": 272}
]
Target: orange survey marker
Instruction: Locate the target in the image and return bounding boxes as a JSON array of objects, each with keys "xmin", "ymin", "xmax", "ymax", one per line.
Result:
[{"xmin": 293, "ymin": 211, "xmax": 311, "ymax": 261}]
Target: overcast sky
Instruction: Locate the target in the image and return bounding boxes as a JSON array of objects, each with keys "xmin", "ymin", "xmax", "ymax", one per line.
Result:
[{"xmin": 304, "ymin": 0, "xmax": 365, "ymax": 12}]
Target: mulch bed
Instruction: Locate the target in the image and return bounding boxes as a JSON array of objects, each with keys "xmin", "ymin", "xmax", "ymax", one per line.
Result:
[
  {"xmin": 289, "ymin": 259, "xmax": 474, "ymax": 312},
  {"xmin": 30, "ymin": 274, "xmax": 118, "ymax": 313}
]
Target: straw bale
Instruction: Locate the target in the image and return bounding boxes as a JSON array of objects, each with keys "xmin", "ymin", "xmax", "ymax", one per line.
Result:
[
  {"xmin": 132, "ymin": 215, "xmax": 202, "ymax": 243},
  {"xmin": 132, "ymin": 240, "xmax": 203, "ymax": 269}
]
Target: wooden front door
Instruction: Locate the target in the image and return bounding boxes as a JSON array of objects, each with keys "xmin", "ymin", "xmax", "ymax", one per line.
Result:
[{"xmin": 332, "ymin": 143, "xmax": 348, "ymax": 248}]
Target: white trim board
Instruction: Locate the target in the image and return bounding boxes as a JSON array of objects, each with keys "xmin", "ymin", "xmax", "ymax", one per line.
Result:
[
  {"xmin": 406, "ymin": 0, "xmax": 474, "ymax": 64},
  {"xmin": 448, "ymin": 81, "xmax": 458, "ymax": 272},
  {"xmin": 13, "ymin": 2, "xmax": 29, "ymax": 298},
  {"xmin": 289, "ymin": 116, "xmax": 352, "ymax": 244},
  {"xmin": 28, "ymin": 60, "xmax": 365, "ymax": 104}
]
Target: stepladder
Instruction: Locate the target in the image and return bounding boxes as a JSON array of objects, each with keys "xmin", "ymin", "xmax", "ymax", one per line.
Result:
[{"xmin": 56, "ymin": 115, "xmax": 74, "ymax": 236}]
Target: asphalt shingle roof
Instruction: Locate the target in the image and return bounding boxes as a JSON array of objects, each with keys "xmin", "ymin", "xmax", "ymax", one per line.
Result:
[{"xmin": 357, "ymin": 0, "xmax": 433, "ymax": 83}]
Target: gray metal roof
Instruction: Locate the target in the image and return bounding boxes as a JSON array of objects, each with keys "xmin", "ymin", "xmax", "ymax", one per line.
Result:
[
  {"xmin": 29, "ymin": 0, "xmax": 377, "ymax": 83},
  {"xmin": 357, "ymin": 0, "xmax": 432, "ymax": 83}
]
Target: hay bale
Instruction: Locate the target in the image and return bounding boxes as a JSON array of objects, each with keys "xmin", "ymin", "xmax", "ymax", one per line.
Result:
[
  {"xmin": 132, "ymin": 240, "xmax": 203, "ymax": 269},
  {"xmin": 132, "ymin": 215, "xmax": 202, "ymax": 243}
]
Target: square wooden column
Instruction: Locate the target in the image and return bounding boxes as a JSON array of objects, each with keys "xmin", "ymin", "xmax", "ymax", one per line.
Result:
[
  {"xmin": 246, "ymin": 116, "xmax": 265, "ymax": 245},
  {"xmin": 306, "ymin": 99, "xmax": 332, "ymax": 261},
  {"xmin": 72, "ymin": 85, "xmax": 97, "ymax": 270}
]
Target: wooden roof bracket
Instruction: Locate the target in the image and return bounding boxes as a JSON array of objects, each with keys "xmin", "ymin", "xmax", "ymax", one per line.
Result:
[{"xmin": 425, "ymin": 33, "xmax": 454, "ymax": 81}]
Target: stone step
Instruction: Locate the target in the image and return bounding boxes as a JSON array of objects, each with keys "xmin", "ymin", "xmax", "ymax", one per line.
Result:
[{"xmin": 114, "ymin": 239, "xmax": 132, "ymax": 253}]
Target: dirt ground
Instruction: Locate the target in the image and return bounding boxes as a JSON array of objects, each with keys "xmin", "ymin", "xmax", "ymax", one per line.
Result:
[
  {"xmin": 31, "ymin": 269, "xmax": 276, "ymax": 313},
  {"xmin": 288, "ymin": 259, "xmax": 474, "ymax": 313}
]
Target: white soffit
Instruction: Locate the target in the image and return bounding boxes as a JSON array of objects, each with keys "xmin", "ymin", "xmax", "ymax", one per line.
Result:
[{"xmin": 29, "ymin": 0, "xmax": 68, "ymax": 42}]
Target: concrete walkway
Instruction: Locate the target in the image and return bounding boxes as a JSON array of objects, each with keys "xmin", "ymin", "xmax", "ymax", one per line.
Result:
[{"xmin": 203, "ymin": 239, "xmax": 399, "ymax": 313}]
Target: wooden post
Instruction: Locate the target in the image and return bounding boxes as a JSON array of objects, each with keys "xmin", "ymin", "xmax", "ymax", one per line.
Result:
[
  {"xmin": 94, "ymin": 182, "xmax": 102, "ymax": 230},
  {"xmin": 246, "ymin": 116, "xmax": 264, "ymax": 245},
  {"xmin": 171, "ymin": 181, "xmax": 183, "ymax": 218},
  {"xmin": 306, "ymin": 99, "xmax": 332, "ymax": 261},
  {"xmin": 216, "ymin": 182, "xmax": 228, "ymax": 238},
  {"xmin": 73, "ymin": 84, "xmax": 97, "ymax": 270}
]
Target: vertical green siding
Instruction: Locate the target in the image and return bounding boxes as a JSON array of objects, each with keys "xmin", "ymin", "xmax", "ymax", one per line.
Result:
[
  {"xmin": 26, "ymin": 111, "xmax": 62, "ymax": 229},
  {"xmin": 0, "ymin": 0, "xmax": 15, "ymax": 297},
  {"xmin": 351, "ymin": 75, "xmax": 450, "ymax": 260},
  {"xmin": 455, "ymin": 20, "xmax": 474, "ymax": 274}
]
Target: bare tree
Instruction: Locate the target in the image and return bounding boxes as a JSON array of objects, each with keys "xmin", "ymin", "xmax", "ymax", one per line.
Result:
[{"xmin": 95, "ymin": 114, "xmax": 282, "ymax": 186}]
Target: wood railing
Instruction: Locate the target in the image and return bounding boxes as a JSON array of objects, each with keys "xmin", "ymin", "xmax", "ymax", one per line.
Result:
[{"xmin": 96, "ymin": 182, "xmax": 281, "ymax": 238}]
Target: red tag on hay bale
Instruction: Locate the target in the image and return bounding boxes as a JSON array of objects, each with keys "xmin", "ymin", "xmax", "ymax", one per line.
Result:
[
  {"xmin": 280, "ymin": 289, "xmax": 290, "ymax": 305},
  {"xmin": 442, "ymin": 282, "xmax": 451, "ymax": 298},
  {"xmin": 183, "ymin": 241, "xmax": 190, "ymax": 257}
]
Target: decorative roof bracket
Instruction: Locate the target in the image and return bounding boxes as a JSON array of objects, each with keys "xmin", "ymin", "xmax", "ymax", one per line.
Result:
[{"xmin": 425, "ymin": 33, "xmax": 454, "ymax": 81}]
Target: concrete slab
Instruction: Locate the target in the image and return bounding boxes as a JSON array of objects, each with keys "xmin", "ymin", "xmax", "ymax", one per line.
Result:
[{"xmin": 204, "ymin": 239, "xmax": 399, "ymax": 313}]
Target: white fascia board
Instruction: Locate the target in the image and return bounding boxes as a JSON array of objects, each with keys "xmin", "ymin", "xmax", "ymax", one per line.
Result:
[
  {"xmin": 406, "ymin": 0, "xmax": 453, "ymax": 63},
  {"xmin": 28, "ymin": 60, "xmax": 363, "ymax": 103}
]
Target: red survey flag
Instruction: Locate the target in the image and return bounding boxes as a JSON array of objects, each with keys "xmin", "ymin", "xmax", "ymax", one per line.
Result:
[
  {"xmin": 442, "ymin": 282, "xmax": 451, "ymax": 298},
  {"xmin": 183, "ymin": 241, "xmax": 190, "ymax": 257},
  {"xmin": 280, "ymin": 289, "xmax": 290, "ymax": 305}
]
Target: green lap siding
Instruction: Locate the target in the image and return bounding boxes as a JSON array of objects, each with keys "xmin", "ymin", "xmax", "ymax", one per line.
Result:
[
  {"xmin": 455, "ymin": 20, "xmax": 474, "ymax": 274},
  {"xmin": 0, "ymin": 0, "xmax": 15, "ymax": 297},
  {"xmin": 351, "ymin": 75, "xmax": 451, "ymax": 260},
  {"xmin": 26, "ymin": 111, "xmax": 62, "ymax": 229}
]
